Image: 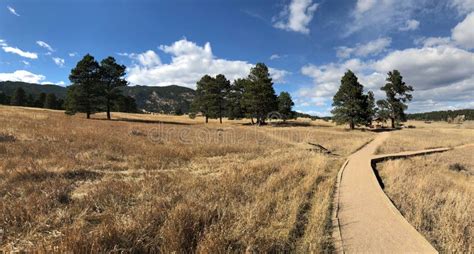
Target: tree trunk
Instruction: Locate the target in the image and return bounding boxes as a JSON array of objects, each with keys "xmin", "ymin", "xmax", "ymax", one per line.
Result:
[
  {"xmin": 350, "ymin": 121, "xmax": 355, "ymax": 130},
  {"xmin": 390, "ymin": 118, "xmax": 395, "ymax": 128},
  {"xmin": 251, "ymin": 117, "xmax": 254, "ymax": 125},
  {"xmin": 86, "ymin": 112, "xmax": 91, "ymax": 119},
  {"xmin": 219, "ymin": 116, "xmax": 222, "ymax": 124},
  {"xmin": 205, "ymin": 115, "xmax": 209, "ymax": 124},
  {"xmin": 106, "ymin": 98, "xmax": 111, "ymax": 120}
]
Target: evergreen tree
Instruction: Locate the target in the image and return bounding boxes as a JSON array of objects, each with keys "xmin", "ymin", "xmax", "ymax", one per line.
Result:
[
  {"xmin": 381, "ymin": 70, "xmax": 413, "ymax": 128},
  {"xmin": 365, "ymin": 91, "xmax": 376, "ymax": 126},
  {"xmin": 10, "ymin": 87, "xmax": 27, "ymax": 106},
  {"xmin": 331, "ymin": 70, "xmax": 368, "ymax": 129},
  {"xmin": 114, "ymin": 95, "xmax": 138, "ymax": 113},
  {"xmin": 44, "ymin": 93, "xmax": 58, "ymax": 109},
  {"xmin": 226, "ymin": 78, "xmax": 246, "ymax": 120},
  {"xmin": 241, "ymin": 63, "xmax": 277, "ymax": 125},
  {"xmin": 192, "ymin": 75, "xmax": 217, "ymax": 123},
  {"xmin": 66, "ymin": 54, "xmax": 101, "ymax": 118},
  {"xmin": 99, "ymin": 56, "xmax": 128, "ymax": 120},
  {"xmin": 214, "ymin": 74, "xmax": 230, "ymax": 124},
  {"xmin": 35, "ymin": 92, "xmax": 47, "ymax": 108},
  {"xmin": 376, "ymin": 99, "xmax": 391, "ymax": 124},
  {"xmin": 0, "ymin": 92, "xmax": 10, "ymax": 105},
  {"xmin": 277, "ymin": 91, "xmax": 294, "ymax": 122},
  {"xmin": 26, "ymin": 94, "xmax": 35, "ymax": 107}
]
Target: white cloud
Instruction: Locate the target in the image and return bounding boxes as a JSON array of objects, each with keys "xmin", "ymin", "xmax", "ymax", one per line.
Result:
[
  {"xmin": 449, "ymin": 0, "xmax": 474, "ymax": 15},
  {"xmin": 129, "ymin": 50, "xmax": 161, "ymax": 67},
  {"xmin": 127, "ymin": 39, "xmax": 288, "ymax": 88},
  {"xmin": 2, "ymin": 46, "xmax": 38, "ymax": 59},
  {"xmin": 0, "ymin": 40, "xmax": 7, "ymax": 47},
  {"xmin": 22, "ymin": 60, "xmax": 30, "ymax": 66},
  {"xmin": 415, "ymin": 36, "xmax": 452, "ymax": 47},
  {"xmin": 68, "ymin": 52, "xmax": 77, "ymax": 57},
  {"xmin": 52, "ymin": 57, "xmax": 65, "ymax": 67},
  {"xmin": 300, "ymin": 44, "xmax": 474, "ymax": 113},
  {"xmin": 336, "ymin": 37, "xmax": 392, "ymax": 58},
  {"xmin": 399, "ymin": 19, "xmax": 420, "ymax": 31},
  {"xmin": 347, "ymin": 0, "xmax": 426, "ymax": 35},
  {"xmin": 452, "ymin": 12, "xmax": 474, "ymax": 49},
  {"xmin": 373, "ymin": 45, "xmax": 474, "ymax": 90},
  {"xmin": 7, "ymin": 6, "xmax": 20, "ymax": 16},
  {"xmin": 0, "ymin": 70, "xmax": 45, "ymax": 83},
  {"xmin": 36, "ymin": 41, "xmax": 54, "ymax": 52},
  {"xmin": 273, "ymin": 0, "xmax": 319, "ymax": 34},
  {"xmin": 355, "ymin": 0, "xmax": 377, "ymax": 14},
  {"xmin": 270, "ymin": 54, "xmax": 281, "ymax": 60}
]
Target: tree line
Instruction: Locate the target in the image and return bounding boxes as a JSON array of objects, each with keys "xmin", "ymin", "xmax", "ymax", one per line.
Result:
[
  {"xmin": 192, "ymin": 63, "xmax": 295, "ymax": 124},
  {"xmin": 65, "ymin": 54, "xmax": 137, "ymax": 119},
  {"xmin": 407, "ymin": 109, "xmax": 474, "ymax": 121},
  {"xmin": 332, "ymin": 69, "xmax": 413, "ymax": 129},
  {"xmin": 0, "ymin": 87, "xmax": 64, "ymax": 110}
]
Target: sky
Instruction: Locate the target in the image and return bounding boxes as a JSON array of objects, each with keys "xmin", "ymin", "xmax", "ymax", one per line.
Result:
[{"xmin": 0, "ymin": 0, "xmax": 473, "ymax": 116}]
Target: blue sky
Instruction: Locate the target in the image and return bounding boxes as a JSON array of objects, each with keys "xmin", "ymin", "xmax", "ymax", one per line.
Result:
[{"xmin": 1, "ymin": 0, "xmax": 473, "ymax": 115}]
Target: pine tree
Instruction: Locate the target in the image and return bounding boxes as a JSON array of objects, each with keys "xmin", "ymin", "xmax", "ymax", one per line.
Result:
[
  {"xmin": 277, "ymin": 91, "xmax": 294, "ymax": 122},
  {"xmin": 35, "ymin": 93, "xmax": 47, "ymax": 108},
  {"xmin": 241, "ymin": 63, "xmax": 277, "ymax": 125},
  {"xmin": 365, "ymin": 91, "xmax": 376, "ymax": 126},
  {"xmin": 331, "ymin": 70, "xmax": 368, "ymax": 129},
  {"xmin": 214, "ymin": 74, "xmax": 230, "ymax": 124},
  {"xmin": 99, "ymin": 56, "xmax": 128, "ymax": 120},
  {"xmin": 44, "ymin": 93, "xmax": 58, "ymax": 109},
  {"xmin": 66, "ymin": 54, "xmax": 101, "ymax": 118},
  {"xmin": 381, "ymin": 70, "xmax": 413, "ymax": 128},
  {"xmin": 10, "ymin": 87, "xmax": 27, "ymax": 106},
  {"xmin": 227, "ymin": 78, "xmax": 246, "ymax": 120},
  {"xmin": 0, "ymin": 92, "xmax": 9, "ymax": 105},
  {"xmin": 192, "ymin": 75, "xmax": 217, "ymax": 123}
]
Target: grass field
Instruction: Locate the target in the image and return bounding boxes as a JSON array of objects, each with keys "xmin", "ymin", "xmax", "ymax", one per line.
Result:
[
  {"xmin": 377, "ymin": 146, "xmax": 473, "ymax": 253},
  {"xmin": 376, "ymin": 121, "xmax": 474, "ymax": 154},
  {"xmin": 0, "ymin": 106, "xmax": 374, "ymax": 252}
]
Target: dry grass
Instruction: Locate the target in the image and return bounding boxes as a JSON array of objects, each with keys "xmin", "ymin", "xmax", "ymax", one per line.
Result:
[
  {"xmin": 0, "ymin": 106, "xmax": 374, "ymax": 252},
  {"xmin": 377, "ymin": 147, "xmax": 473, "ymax": 253},
  {"xmin": 377, "ymin": 121, "xmax": 474, "ymax": 154}
]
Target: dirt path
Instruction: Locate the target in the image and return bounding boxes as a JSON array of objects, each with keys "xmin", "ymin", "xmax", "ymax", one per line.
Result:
[{"xmin": 334, "ymin": 132, "xmax": 437, "ymax": 253}]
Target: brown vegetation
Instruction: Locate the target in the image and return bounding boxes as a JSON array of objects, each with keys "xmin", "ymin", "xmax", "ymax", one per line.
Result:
[
  {"xmin": 377, "ymin": 121, "xmax": 474, "ymax": 154},
  {"xmin": 377, "ymin": 147, "xmax": 473, "ymax": 253},
  {"xmin": 0, "ymin": 106, "xmax": 374, "ymax": 252}
]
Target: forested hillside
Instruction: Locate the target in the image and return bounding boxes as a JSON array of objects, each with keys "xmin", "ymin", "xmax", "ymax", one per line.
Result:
[
  {"xmin": 407, "ymin": 109, "xmax": 474, "ymax": 121},
  {"xmin": 0, "ymin": 81, "xmax": 195, "ymax": 114}
]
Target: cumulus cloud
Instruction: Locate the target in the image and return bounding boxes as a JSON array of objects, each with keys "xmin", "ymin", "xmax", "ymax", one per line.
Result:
[
  {"xmin": 52, "ymin": 57, "xmax": 65, "ymax": 67},
  {"xmin": 299, "ymin": 44, "xmax": 474, "ymax": 112},
  {"xmin": 36, "ymin": 41, "xmax": 54, "ymax": 52},
  {"xmin": 415, "ymin": 36, "xmax": 453, "ymax": 47},
  {"xmin": 2, "ymin": 46, "xmax": 38, "ymax": 59},
  {"xmin": 7, "ymin": 6, "xmax": 20, "ymax": 16},
  {"xmin": 273, "ymin": 0, "xmax": 319, "ymax": 34},
  {"xmin": 452, "ymin": 12, "xmax": 474, "ymax": 49},
  {"xmin": 126, "ymin": 39, "xmax": 288, "ymax": 88},
  {"xmin": 0, "ymin": 70, "xmax": 45, "ymax": 83},
  {"xmin": 336, "ymin": 37, "xmax": 392, "ymax": 58},
  {"xmin": 399, "ymin": 19, "xmax": 420, "ymax": 31}
]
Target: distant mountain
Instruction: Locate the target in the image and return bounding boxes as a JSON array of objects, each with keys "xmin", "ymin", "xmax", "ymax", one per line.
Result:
[
  {"xmin": 0, "ymin": 81, "xmax": 195, "ymax": 113},
  {"xmin": 0, "ymin": 81, "xmax": 68, "ymax": 98},
  {"xmin": 407, "ymin": 109, "xmax": 474, "ymax": 121},
  {"xmin": 120, "ymin": 85, "xmax": 195, "ymax": 114}
]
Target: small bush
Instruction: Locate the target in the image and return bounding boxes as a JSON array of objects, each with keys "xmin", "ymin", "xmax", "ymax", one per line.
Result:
[
  {"xmin": 0, "ymin": 133, "xmax": 15, "ymax": 142},
  {"xmin": 448, "ymin": 163, "xmax": 467, "ymax": 172}
]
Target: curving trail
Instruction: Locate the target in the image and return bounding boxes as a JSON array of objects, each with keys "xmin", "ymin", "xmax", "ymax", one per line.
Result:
[{"xmin": 333, "ymin": 132, "xmax": 438, "ymax": 253}]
